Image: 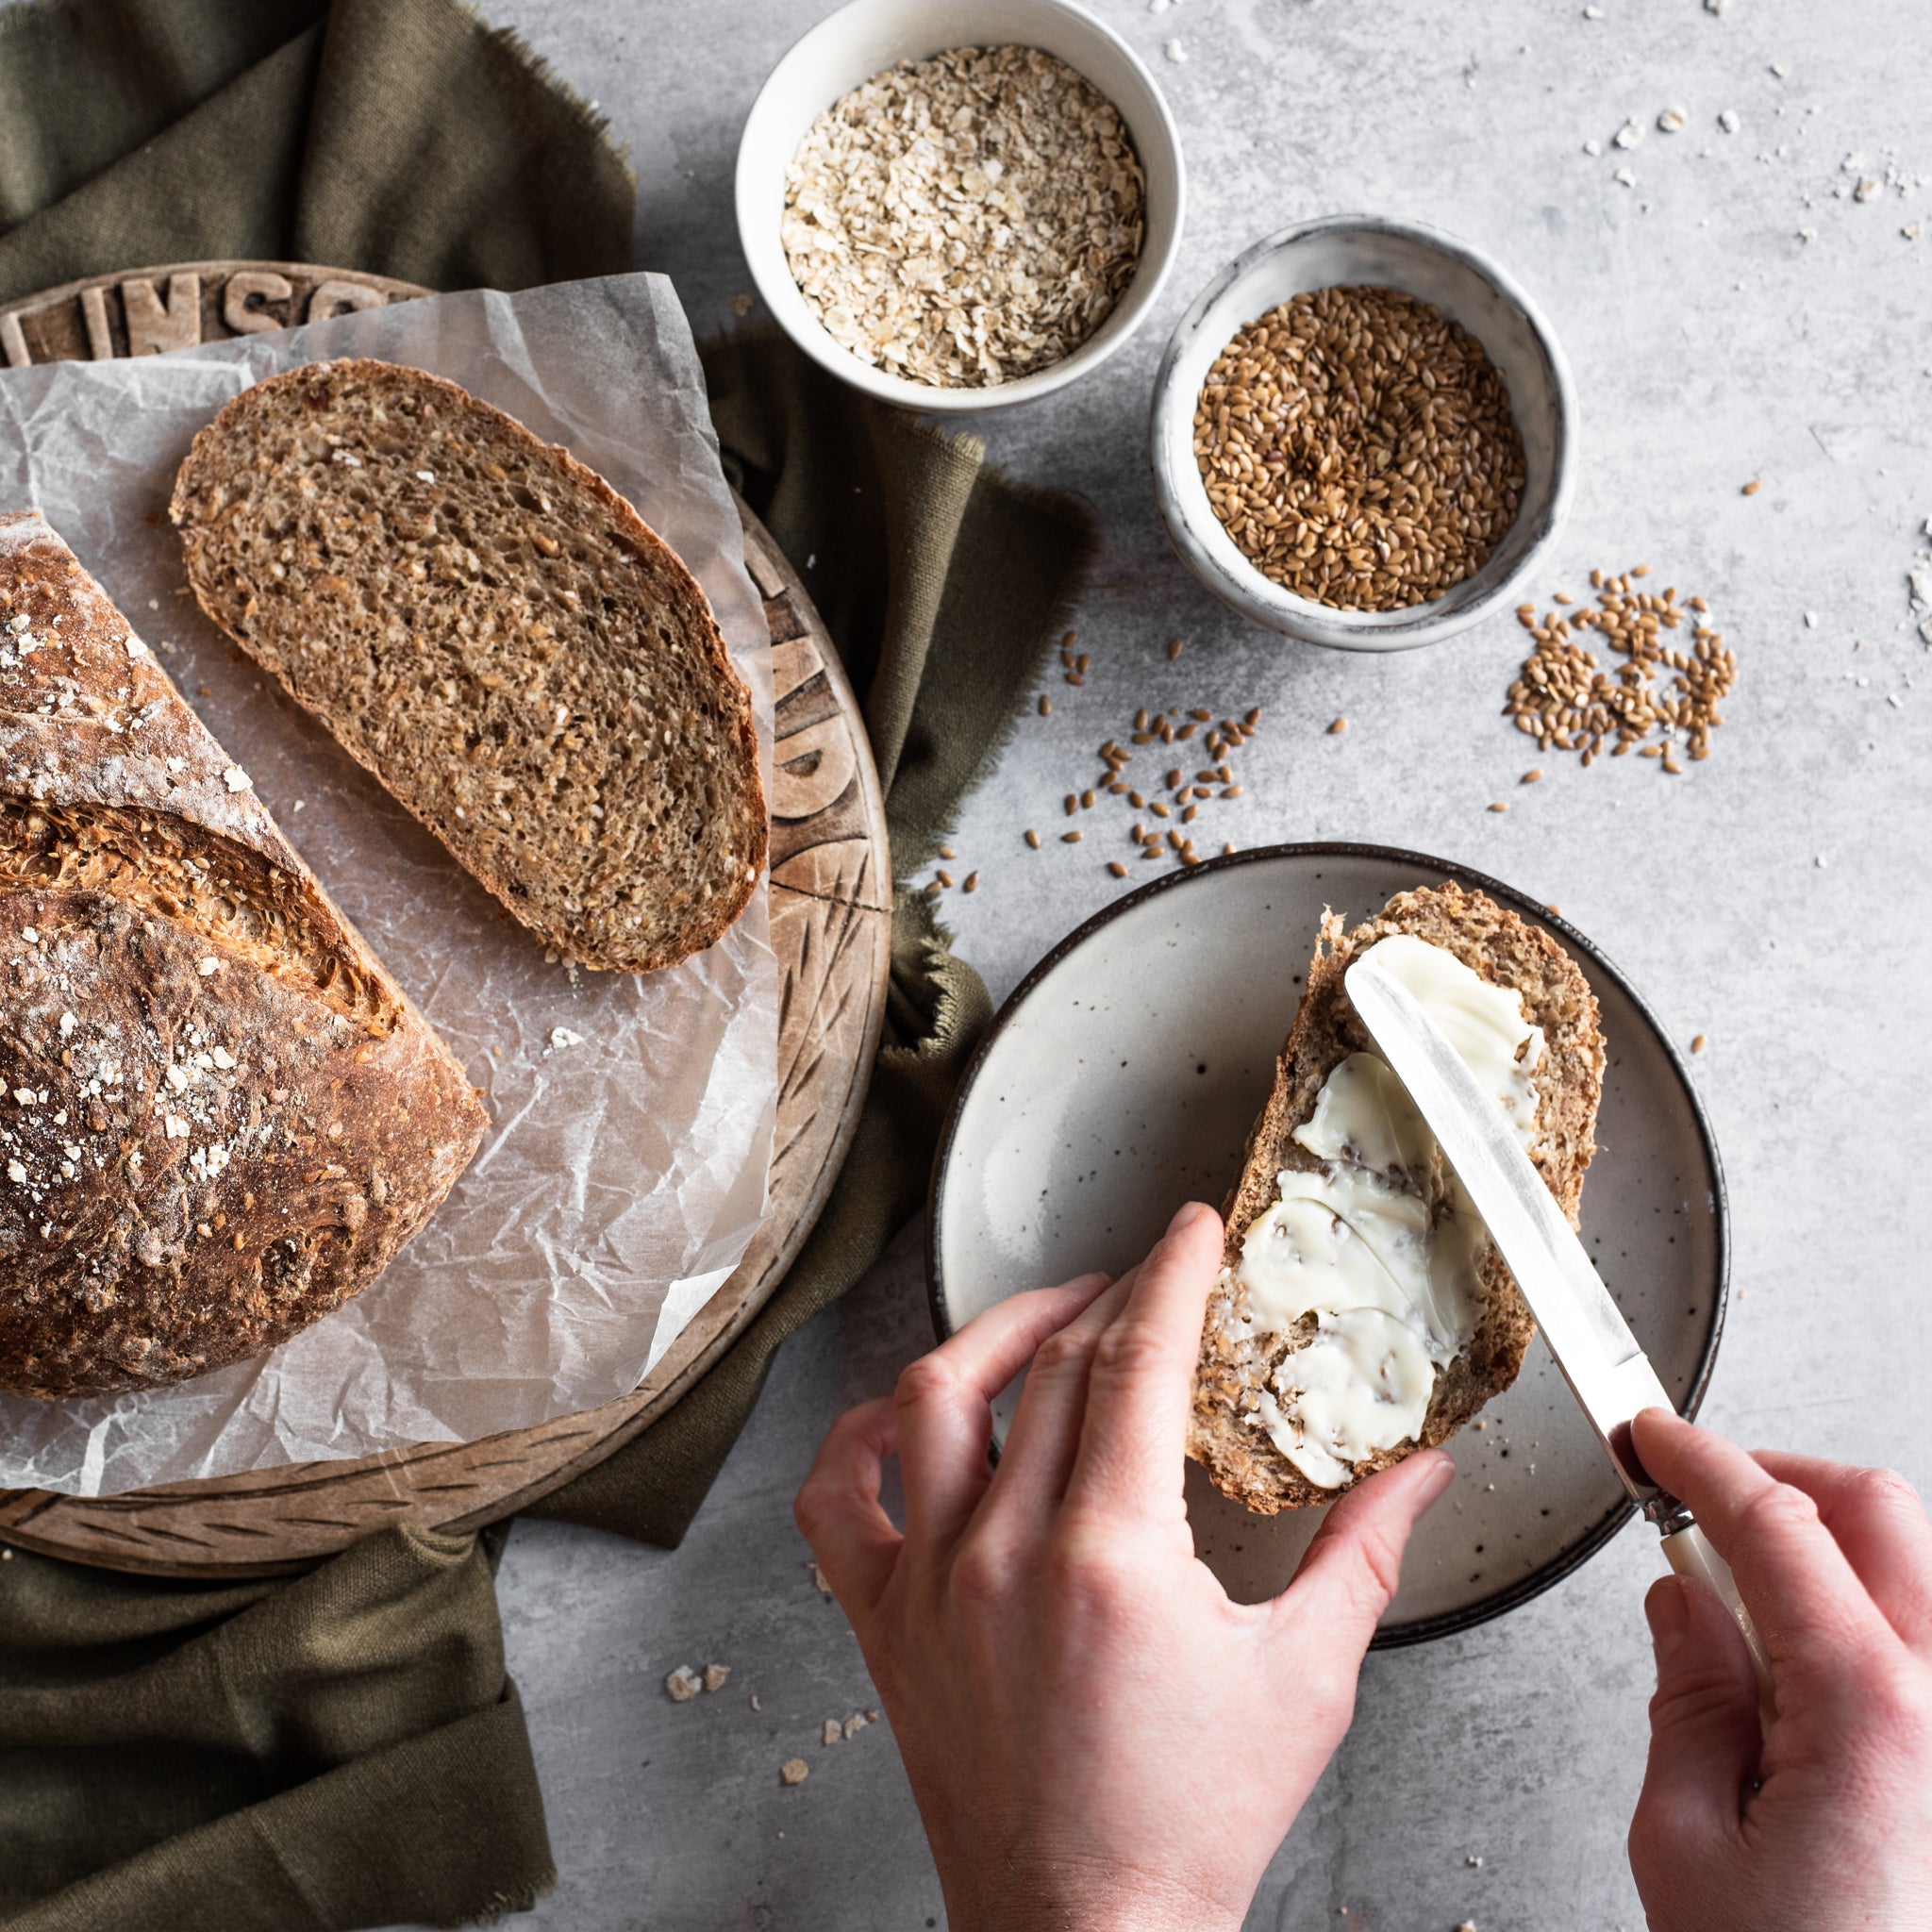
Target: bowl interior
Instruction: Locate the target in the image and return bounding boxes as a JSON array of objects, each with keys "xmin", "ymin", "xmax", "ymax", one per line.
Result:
[
  {"xmin": 928, "ymin": 846, "xmax": 1724, "ymax": 1642},
  {"xmin": 1152, "ymin": 220, "xmax": 1571, "ymax": 648},
  {"xmin": 738, "ymin": 0, "xmax": 1182, "ymax": 412}
]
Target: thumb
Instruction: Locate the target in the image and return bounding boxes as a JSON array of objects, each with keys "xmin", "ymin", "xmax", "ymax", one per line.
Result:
[
  {"xmin": 1632, "ymin": 1574, "xmax": 1761, "ymax": 1865},
  {"xmin": 1274, "ymin": 1450, "xmax": 1456, "ymax": 1655}
]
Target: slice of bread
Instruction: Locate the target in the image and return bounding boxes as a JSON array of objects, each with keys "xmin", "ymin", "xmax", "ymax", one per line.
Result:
[
  {"xmin": 169, "ymin": 358, "xmax": 766, "ymax": 974},
  {"xmin": 1188, "ymin": 881, "xmax": 1605, "ymax": 1512}
]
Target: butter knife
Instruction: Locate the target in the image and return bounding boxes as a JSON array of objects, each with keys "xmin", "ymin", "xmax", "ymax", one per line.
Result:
[{"xmin": 1344, "ymin": 952, "xmax": 1774, "ymax": 1712}]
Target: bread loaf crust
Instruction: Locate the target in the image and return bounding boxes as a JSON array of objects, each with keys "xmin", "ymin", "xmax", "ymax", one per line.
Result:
[
  {"xmin": 0, "ymin": 513, "xmax": 487, "ymax": 1399},
  {"xmin": 1188, "ymin": 882, "xmax": 1605, "ymax": 1511},
  {"xmin": 168, "ymin": 358, "xmax": 768, "ymax": 974}
]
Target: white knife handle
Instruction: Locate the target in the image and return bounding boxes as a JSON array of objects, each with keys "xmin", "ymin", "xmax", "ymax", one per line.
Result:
[{"xmin": 1661, "ymin": 1521, "xmax": 1777, "ymax": 1729}]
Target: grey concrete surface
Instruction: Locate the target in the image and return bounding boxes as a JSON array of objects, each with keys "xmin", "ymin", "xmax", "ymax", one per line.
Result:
[{"xmin": 457, "ymin": 0, "xmax": 1927, "ymax": 1925}]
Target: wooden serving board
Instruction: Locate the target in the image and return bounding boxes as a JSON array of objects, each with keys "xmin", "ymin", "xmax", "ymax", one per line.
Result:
[{"xmin": 0, "ymin": 263, "xmax": 892, "ymax": 1575}]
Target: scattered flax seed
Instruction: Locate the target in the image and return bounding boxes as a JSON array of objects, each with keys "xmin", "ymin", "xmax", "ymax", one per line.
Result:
[
  {"xmin": 1507, "ymin": 570, "xmax": 1737, "ymax": 771},
  {"xmin": 781, "ymin": 47, "xmax": 1144, "ymax": 390},
  {"xmin": 1038, "ymin": 694, "xmax": 1052, "ymax": 716},
  {"xmin": 938, "ymin": 845, "xmax": 956, "ymax": 859},
  {"xmin": 1024, "ymin": 828, "xmax": 1041, "ymax": 848},
  {"xmin": 1167, "ymin": 638, "xmax": 1184, "ymax": 660},
  {"xmin": 1063, "ymin": 630, "xmax": 1078, "ymax": 649},
  {"xmin": 1193, "ymin": 285, "xmax": 1525, "ymax": 609},
  {"xmin": 1065, "ymin": 671, "xmax": 1085, "ymax": 685},
  {"xmin": 1061, "ymin": 829, "xmax": 1082, "ymax": 842},
  {"xmin": 1691, "ymin": 1033, "xmax": 1708, "ymax": 1053},
  {"xmin": 1188, "ymin": 708, "xmax": 1211, "ymax": 723},
  {"xmin": 1081, "ymin": 789, "xmax": 1096, "ymax": 808},
  {"xmin": 1552, "ymin": 591, "xmax": 1574, "ymax": 605},
  {"xmin": 1522, "ymin": 768, "xmax": 1542, "ymax": 783},
  {"xmin": 1327, "ymin": 717, "xmax": 1348, "ymax": 735},
  {"xmin": 1741, "ymin": 479, "xmax": 1761, "ymax": 495},
  {"xmin": 1108, "ymin": 860, "xmax": 1128, "ymax": 877},
  {"xmin": 1064, "ymin": 794, "xmax": 1078, "ymax": 815},
  {"xmin": 1488, "ymin": 801, "xmax": 1509, "ymax": 813},
  {"xmin": 935, "ymin": 870, "xmax": 954, "ymax": 888},
  {"xmin": 1222, "ymin": 841, "xmax": 1235, "ymax": 855},
  {"xmin": 1245, "ymin": 708, "xmax": 1262, "ymax": 726},
  {"xmin": 963, "ymin": 871, "xmax": 979, "ymax": 891}
]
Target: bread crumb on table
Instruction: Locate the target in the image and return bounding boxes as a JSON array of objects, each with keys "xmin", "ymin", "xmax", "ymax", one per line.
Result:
[
  {"xmin": 702, "ymin": 1663, "xmax": 731, "ymax": 1692},
  {"xmin": 780, "ymin": 1758, "xmax": 809, "ymax": 1787},
  {"xmin": 665, "ymin": 1666, "xmax": 703, "ymax": 1703},
  {"xmin": 822, "ymin": 1718, "xmax": 842, "ymax": 1746}
]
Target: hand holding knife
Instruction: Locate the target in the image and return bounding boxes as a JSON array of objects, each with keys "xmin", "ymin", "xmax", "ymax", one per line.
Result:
[{"xmin": 1343, "ymin": 953, "xmax": 1776, "ymax": 1719}]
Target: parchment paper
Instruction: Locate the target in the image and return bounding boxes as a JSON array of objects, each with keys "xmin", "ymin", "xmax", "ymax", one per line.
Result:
[{"xmin": 0, "ymin": 275, "xmax": 778, "ymax": 1495}]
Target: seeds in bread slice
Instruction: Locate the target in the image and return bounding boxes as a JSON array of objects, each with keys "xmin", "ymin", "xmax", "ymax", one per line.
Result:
[
  {"xmin": 1188, "ymin": 881, "xmax": 1605, "ymax": 1512},
  {"xmin": 168, "ymin": 358, "xmax": 767, "ymax": 974}
]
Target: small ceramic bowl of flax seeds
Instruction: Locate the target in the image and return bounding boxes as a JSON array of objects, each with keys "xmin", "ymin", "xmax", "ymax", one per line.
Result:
[
  {"xmin": 737, "ymin": 0, "xmax": 1185, "ymax": 412},
  {"xmin": 1150, "ymin": 215, "xmax": 1574, "ymax": 650}
]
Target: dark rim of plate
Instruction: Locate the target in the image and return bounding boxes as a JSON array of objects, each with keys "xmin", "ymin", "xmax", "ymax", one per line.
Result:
[{"xmin": 924, "ymin": 840, "xmax": 1730, "ymax": 1651}]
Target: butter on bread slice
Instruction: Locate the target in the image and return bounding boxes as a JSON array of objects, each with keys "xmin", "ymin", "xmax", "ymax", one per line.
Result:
[{"xmin": 1188, "ymin": 882, "xmax": 1605, "ymax": 1512}]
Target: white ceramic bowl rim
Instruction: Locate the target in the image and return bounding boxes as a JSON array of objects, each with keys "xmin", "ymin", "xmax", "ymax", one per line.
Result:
[
  {"xmin": 924, "ymin": 840, "xmax": 1729, "ymax": 1648},
  {"xmin": 1149, "ymin": 213, "xmax": 1576, "ymax": 651},
  {"xmin": 736, "ymin": 0, "xmax": 1186, "ymax": 413}
]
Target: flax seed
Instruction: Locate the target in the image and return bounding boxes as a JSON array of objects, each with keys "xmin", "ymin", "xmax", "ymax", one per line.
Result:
[
  {"xmin": 1081, "ymin": 790, "xmax": 1096, "ymax": 808},
  {"xmin": 1065, "ymin": 671, "xmax": 1084, "ymax": 686},
  {"xmin": 1522, "ymin": 769, "xmax": 1541, "ymax": 783},
  {"xmin": 1488, "ymin": 801, "xmax": 1508, "ymax": 812},
  {"xmin": 1167, "ymin": 638, "xmax": 1184, "ymax": 660},
  {"xmin": 1244, "ymin": 707, "xmax": 1262, "ymax": 727},
  {"xmin": 1061, "ymin": 829, "xmax": 1082, "ymax": 843},
  {"xmin": 1181, "ymin": 804, "xmax": 1198, "ymax": 823},
  {"xmin": 1222, "ymin": 785, "xmax": 1242, "ymax": 798},
  {"xmin": 938, "ymin": 845, "xmax": 956, "ymax": 859},
  {"xmin": 1327, "ymin": 717, "xmax": 1348, "ymax": 735},
  {"xmin": 1024, "ymin": 828, "xmax": 1041, "ymax": 849},
  {"xmin": 1108, "ymin": 860, "xmax": 1127, "ymax": 877},
  {"xmin": 1150, "ymin": 801, "xmax": 1171, "ymax": 819},
  {"xmin": 1128, "ymin": 790, "xmax": 1145, "ymax": 808},
  {"xmin": 1691, "ymin": 1033, "xmax": 1707, "ymax": 1053},
  {"xmin": 1064, "ymin": 794, "xmax": 1078, "ymax": 815},
  {"xmin": 1740, "ymin": 479, "xmax": 1761, "ymax": 495},
  {"xmin": 935, "ymin": 870, "xmax": 954, "ymax": 888},
  {"xmin": 1038, "ymin": 694, "xmax": 1052, "ymax": 716},
  {"xmin": 963, "ymin": 872, "xmax": 979, "ymax": 892}
]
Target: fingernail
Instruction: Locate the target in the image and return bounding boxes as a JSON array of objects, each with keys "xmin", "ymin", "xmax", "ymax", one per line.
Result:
[
  {"xmin": 1644, "ymin": 1575, "xmax": 1690, "ymax": 1662},
  {"xmin": 1414, "ymin": 1453, "xmax": 1456, "ymax": 1508},
  {"xmin": 1166, "ymin": 1200, "xmax": 1212, "ymax": 1237}
]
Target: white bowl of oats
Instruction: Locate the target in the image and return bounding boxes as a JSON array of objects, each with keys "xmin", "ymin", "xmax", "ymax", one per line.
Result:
[
  {"xmin": 1150, "ymin": 215, "xmax": 1575, "ymax": 651},
  {"xmin": 737, "ymin": 0, "xmax": 1185, "ymax": 410}
]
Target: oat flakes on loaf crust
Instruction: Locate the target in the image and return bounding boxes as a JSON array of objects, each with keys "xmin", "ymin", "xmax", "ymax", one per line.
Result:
[
  {"xmin": 0, "ymin": 513, "xmax": 487, "ymax": 1399},
  {"xmin": 1187, "ymin": 881, "xmax": 1605, "ymax": 1513},
  {"xmin": 169, "ymin": 358, "xmax": 767, "ymax": 975}
]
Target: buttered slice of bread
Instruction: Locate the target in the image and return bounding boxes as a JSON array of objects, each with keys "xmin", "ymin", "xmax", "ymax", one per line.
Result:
[
  {"xmin": 1188, "ymin": 882, "xmax": 1605, "ymax": 1513},
  {"xmin": 169, "ymin": 359, "xmax": 767, "ymax": 975}
]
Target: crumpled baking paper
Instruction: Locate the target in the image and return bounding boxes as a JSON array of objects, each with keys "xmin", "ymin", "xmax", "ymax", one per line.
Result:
[{"xmin": 0, "ymin": 275, "xmax": 777, "ymax": 1495}]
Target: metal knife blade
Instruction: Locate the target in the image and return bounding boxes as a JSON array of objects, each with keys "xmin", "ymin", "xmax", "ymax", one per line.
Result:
[{"xmin": 1343, "ymin": 950, "xmax": 1774, "ymax": 1707}]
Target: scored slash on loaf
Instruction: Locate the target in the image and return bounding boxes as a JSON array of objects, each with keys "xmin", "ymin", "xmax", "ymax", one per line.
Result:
[
  {"xmin": 0, "ymin": 513, "xmax": 486, "ymax": 1399},
  {"xmin": 168, "ymin": 358, "xmax": 768, "ymax": 974}
]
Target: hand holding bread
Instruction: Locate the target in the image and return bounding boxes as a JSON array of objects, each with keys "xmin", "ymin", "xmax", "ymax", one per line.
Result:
[{"xmin": 795, "ymin": 1202, "xmax": 1453, "ymax": 1932}]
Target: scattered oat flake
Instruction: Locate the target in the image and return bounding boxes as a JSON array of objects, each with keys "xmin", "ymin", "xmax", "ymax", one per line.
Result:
[
  {"xmin": 1164, "ymin": 37, "xmax": 1186, "ymax": 61},
  {"xmin": 1657, "ymin": 107, "xmax": 1688, "ymax": 133},
  {"xmin": 780, "ymin": 1758, "xmax": 809, "ymax": 1786},
  {"xmin": 665, "ymin": 1666, "xmax": 704, "ymax": 1703},
  {"xmin": 1613, "ymin": 117, "xmax": 1643, "ymax": 149},
  {"xmin": 1718, "ymin": 108, "xmax": 1740, "ymax": 134},
  {"xmin": 1613, "ymin": 166, "xmax": 1637, "ymax": 188}
]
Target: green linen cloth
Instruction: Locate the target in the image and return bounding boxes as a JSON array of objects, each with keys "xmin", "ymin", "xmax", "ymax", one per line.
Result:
[{"xmin": 0, "ymin": 1, "xmax": 1097, "ymax": 1924}]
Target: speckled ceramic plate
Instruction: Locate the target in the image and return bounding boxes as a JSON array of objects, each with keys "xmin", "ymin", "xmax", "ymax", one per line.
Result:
[{"xmin": 926, "ymin": 844, "xmax": 1727, "ymax": 1646}]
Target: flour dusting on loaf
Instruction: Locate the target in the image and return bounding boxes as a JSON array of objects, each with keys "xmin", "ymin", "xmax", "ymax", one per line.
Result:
[{"xmin": 0, "ymin": 513, "xmax": 487, "ymax": 1398}]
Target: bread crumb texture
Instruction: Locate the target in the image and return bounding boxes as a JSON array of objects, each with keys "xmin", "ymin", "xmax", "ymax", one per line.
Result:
[
  {"xmin": 1187, "ymin": 882, "xmax": 1605, "ymax": 1512},
  {"xmin": 169, "ymin": 359, "xmax": 767, "ymax": 974},
  {"xmin": 0, "ymin": 513, "xmax": 486, "ymax": 1399}
]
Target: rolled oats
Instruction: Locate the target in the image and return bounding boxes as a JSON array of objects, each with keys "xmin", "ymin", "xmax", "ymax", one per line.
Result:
[{"xmin": 781, "ymin": 45, "xmax": 1144, "ymax": 389}]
